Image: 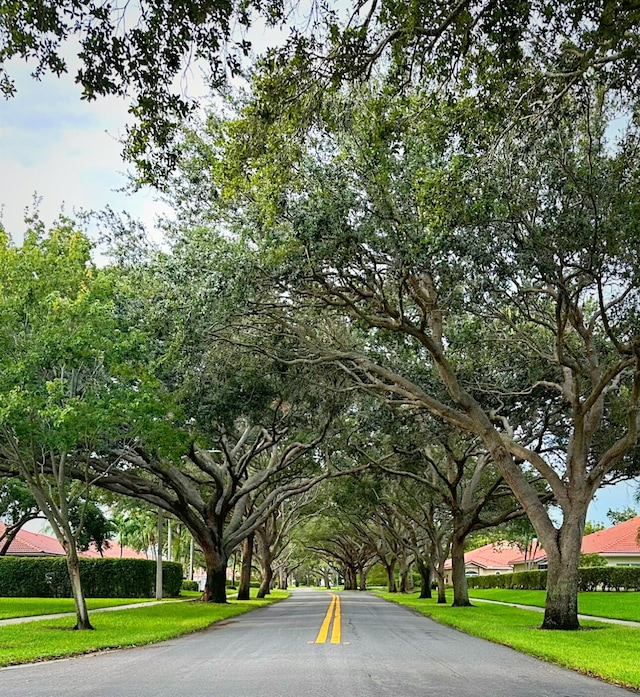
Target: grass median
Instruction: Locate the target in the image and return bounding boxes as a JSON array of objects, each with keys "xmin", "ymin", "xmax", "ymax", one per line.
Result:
[
  {"xmin": 0, "ymin": 590, "xmax": 289, "ymax": 668},
  {"xmin": 375, "ymin": 590, "xmax": 640, "ymax": 690}
]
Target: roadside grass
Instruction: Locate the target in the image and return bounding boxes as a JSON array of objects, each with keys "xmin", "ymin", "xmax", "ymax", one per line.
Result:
[
  {"xmin": 0, "ymin": 589, "xmax": 289, "ymax": 668},
  {"xmin": 467, "ymin": 588, "xmax": 640, "ymax": 622},
  {"xmin": 376, "ymin": 591, "xmax": 640, "ymax": 690},
  {"xmin": 177, "ymin": 590, "xmax": 203, "ymax": 599},
  {"xmin": 0, "ymin": 597, "xmax": 155, "ymax": 620}
]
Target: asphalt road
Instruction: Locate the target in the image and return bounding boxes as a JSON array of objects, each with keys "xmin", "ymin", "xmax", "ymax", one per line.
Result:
[{"xmin": 1, "ymin": 589, "xmax": 636, "ymax": 697}]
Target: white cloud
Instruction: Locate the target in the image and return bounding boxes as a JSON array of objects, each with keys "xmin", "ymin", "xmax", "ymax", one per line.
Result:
[
  {"xmin": 0, "ymin": 9, "xmax": 303, "ymax": 245},
  {"xmin": 0, "ymin": 59, "xmax": 170, "ymax": 244}
]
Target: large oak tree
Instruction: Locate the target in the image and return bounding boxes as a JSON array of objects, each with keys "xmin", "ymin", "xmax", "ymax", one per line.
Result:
[{"xmin": 199, "ymin": 80, "xmax": 640, "ymax": 628}]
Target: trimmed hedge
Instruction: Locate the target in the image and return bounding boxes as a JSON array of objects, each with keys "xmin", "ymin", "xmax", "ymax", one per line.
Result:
[
  {"xmin": 0, "ymin": 557, "xmax": 183, "ymax": 598},
  {"xmin": 467, "ymin": 570, "xmax": 547, "ymax": 590},
  {"xmin": 467, "ymin": 566, "xmax": 640, "ymax": 592},
  {"xmin": 578, "ymin": 566, "xmax": 640, "ymax": 592}
]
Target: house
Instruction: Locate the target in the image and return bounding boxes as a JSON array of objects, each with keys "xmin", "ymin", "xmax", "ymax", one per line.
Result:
[
  {"xmin": 509, "ymin": 516, "xmax": 640, "ymax": 572},
  {"xmin": 0, "ymin": 522, "xmax": 147, "ymax": 559},
  {"xmin": 580, "ymin": 515, "xmax": 640, "ymax": 567},
  {"xmin": 443, "ymin": 517, "xmax": 640, "ymax": 581},
  {"xmin": 443, "ymin": 542, "xmax": 521, "ymax": 585}
]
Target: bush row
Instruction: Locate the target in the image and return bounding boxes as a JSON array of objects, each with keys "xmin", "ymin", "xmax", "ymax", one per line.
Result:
[
  {"xmin": 0, "ymin": 557, "xmax": 183, "ymax": 597},
  {"xmin": 467, "ymin": 570, "xmax": 547, "ymax": 590},
  {"xmin": 467, "ymin": 566, "xmax": 640, "ymax": 591}
]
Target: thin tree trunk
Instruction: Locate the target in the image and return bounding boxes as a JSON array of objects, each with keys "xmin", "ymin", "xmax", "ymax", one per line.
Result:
[
  {"xmin": 65, "ymin": 547, "xmax": 93, "ymax": 630},
  {"xmin": 232, "ymin": 550, "xmax": 239, "ymax": 587},
  {"xmin": 237, "ymin": 533, "xmax": 254, "ymax": 600},
  {"xmin": 278, "ymin": 567, "xmax": 288, "ymax": 590},
  {"xmin": 323, "ymin": 567, "xmax": 331, "ymax": 590},
  {"xmin": 358, "ymin": 565, "xmax": 367, "ymax": 591},
  {"xmin": 433, "ymin": 564, "xmax": 447, "ymax": 603}
]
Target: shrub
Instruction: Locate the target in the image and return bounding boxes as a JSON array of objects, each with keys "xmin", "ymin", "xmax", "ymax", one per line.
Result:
[
  {"xmin": 0, "ymin": 557, "xmax": 183, "ymax": 598},
  {"xmin": 583, "ymin": 566, "xmax": 640, "ymax": 592},
  {"xmin": 467, "ymin": 566, "xmax": 640, "ymax": 591},
  {"xmin": 467, "ymin": 570, "xmax": 547, "ymax": 590},
  {"xmin": 182, "ymin": 580, "xmax": 199, "ymax": 592}
]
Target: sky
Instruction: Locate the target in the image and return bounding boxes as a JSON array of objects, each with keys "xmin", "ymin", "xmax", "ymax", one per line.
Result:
[
  {"xmin": 0, "ymin": 59, "xmax": 172, "ymax": 243},
  {"xmin": 0, "ymin": 15, "xmax": 290, "ymax": 243},
  {"xmin": 2, "ymin": 14, "xmax": 638, "ymax": 531}
]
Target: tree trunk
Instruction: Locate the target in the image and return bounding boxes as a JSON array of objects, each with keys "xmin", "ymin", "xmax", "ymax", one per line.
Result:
[
  {"xmin": 433, "ymin": 564, "xmax": 447, "ymax": 603},
  {"xmin": 385, "ymin": 560, "xmax": 397, "ymax": 593},
  {"xmin": 483, "ymin": 432, "xmax": 589, "ymax": 629},
  {"xmin": 256, "ymin": 533, "xmax": 275, "ymax": 599},
  {"xmin": 278, "ymin": 567, "xmax": 288, "ymax": 590},
  {"xmin": 257, "ymin": 559, "xmax": 273, "ymax": 599},
  {"xmin": 200, "ymin": 540, "xmax": 228, "ymax": 603},
  {"xmin": 398, "ymin": 556, "xmax": 412, "ymax": 593},
  {"xmin": 416, "ymin": 559, "xmax": 432, "ymax": 599},
  {"xmin": 343, "ymin": 565, "xmax": 357, "ymax": 590},
  {"xmin": 540, "ymin": 518, "xmax": 585, "ymax": 629},
  {"xmin": 450, "ymin": 529, "xmax": 471, "ymax": 607},
  {"xmin": 65, "ymin": 547, "xmax": 93, "ymax": 630},
  {"xmin": 237, "ymin": 533, "xmax": 254, "ymax": 600},
  {"xmin": 358, "ymin": 565, "xmax": 367, "ymax": 591},
  {"xmin": 323, "ymin": 567, "xmax": 332, "ymax": 590}
]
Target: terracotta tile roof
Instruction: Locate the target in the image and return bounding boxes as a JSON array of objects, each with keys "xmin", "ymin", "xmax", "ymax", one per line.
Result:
[
  {"xmin": 503, "ymin": 516, "xmax": 640, "ymax": 566},
  {"xmin": 581, "ymin": 516, "xmax": 640, "ymax": 555},
  {"xmin": 0, "ymin": 522, "xmax": 147, "ymax": 559},
  {"xmin": 0, "ymin": 521, "xmax": 66, "ymax": 555},
  {"xmin": 444, "ymin": 542, "xmax": 521, "ymax": 570},
  {"xmin": 81, "ymin": 541, "xmax": 148, "ymax": 559},
  {"xmin": 506, "ymin": 544, "xmax": 547, "ymax": 566}
]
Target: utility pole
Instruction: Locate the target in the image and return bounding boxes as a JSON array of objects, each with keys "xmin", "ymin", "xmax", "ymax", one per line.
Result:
[{"xmin": 156, "ymin": 508, "xmax": 163, "ymax": 601}]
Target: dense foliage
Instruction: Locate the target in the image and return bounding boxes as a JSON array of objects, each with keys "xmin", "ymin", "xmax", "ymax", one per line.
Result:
[
  {"xmin": 468, "ymin": 567, "xmax": 640, "ymax": 592},
  {"xmin": 0, "ymin": 557, "xmax": 182, "ymax": 598},
  {"xmin": 2, "ymin": 0, "xmax": 640, "ymax": 630}
]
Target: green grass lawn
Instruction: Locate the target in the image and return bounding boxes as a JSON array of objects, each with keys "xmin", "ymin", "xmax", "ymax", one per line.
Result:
[
  {"xmin": 0, "ymin": 597, "xmax": 156, "ymax": 620},
  {"xmin": 0, "ymin": 590, "xmax": 288, "ymax": 667},
  {"xmin": 467, "ymin": 588, "xmax": 640, "ymax": 622},
  {"xmin": 376, "ymin": 591, "xmax": 640, "ymax": 690}
]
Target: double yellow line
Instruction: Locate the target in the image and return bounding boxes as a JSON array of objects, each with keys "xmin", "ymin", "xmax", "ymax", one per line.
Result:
[{"xmin": 315, "ymin": 592, "xmax": 341, "ymax": 644}]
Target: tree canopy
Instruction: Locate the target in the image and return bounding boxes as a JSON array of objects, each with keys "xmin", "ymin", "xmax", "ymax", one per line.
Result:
[
  {"xmin": 174, "ymin": 51, "xmax": 640, "ymax": 627},
  {"xmin": 2, "ymin": 0, "xmax": 640, "ymax": 630}
]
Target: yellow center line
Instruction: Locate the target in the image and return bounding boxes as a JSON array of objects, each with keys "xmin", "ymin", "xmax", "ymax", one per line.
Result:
[
  {"xmin": 315, "ymin": 593, "xmax": 342, "ymax": 644},
  {"xmin": 330, "ymin": 594, "xmax": 341, "ymax": 644}
]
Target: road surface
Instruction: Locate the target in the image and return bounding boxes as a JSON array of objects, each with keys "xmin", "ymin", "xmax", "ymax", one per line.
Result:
[{"xmin": 1, "ymin": 589, "xmax": 635, "ymax": 696}]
